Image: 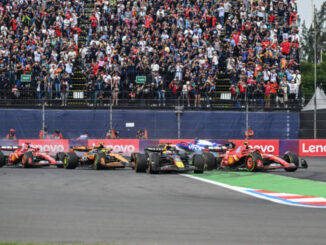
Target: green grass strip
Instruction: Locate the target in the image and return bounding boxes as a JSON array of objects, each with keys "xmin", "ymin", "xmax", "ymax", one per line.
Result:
[{"xmin": 193, "ymin": 171, "xmax": 326, "ymax": 198}]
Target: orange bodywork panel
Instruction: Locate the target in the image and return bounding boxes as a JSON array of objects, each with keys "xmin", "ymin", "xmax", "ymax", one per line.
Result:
[
  {"xmin": 103, "ymin": 161, "xmax": 124, "ymax": 167},
  {"xmin": 109, "ymin": 153, "xmax": 129, "ymax": 163}
]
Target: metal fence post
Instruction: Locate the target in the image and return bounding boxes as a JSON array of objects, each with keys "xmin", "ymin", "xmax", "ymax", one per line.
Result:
[
  {"xmin": 110, "ymin": 104, "xmax": 113, "ymax": 130},
  {"xmin": 175, "ymin": 105, "xmax": 184, "ymax": 139},
  {"xmin": 42, "ymin": 102, "xmax": 45, "ymax": 133}
]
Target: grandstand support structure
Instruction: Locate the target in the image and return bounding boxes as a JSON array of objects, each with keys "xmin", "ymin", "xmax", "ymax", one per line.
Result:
[
  {"xmin": 68, "ymin": 0, "xmax": 94, "ymax": 105},
  {"xmin": 210, "ymin": 31, "xmax": 232, "ymax": 108}
]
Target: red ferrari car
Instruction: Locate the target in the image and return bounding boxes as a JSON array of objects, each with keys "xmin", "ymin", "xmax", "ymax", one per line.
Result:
[
  {"xmin": 217, "ymin": 142, "xmax": 308, "ymax": 172},
  {"xmin": 0, "ymin": 143, "xmax": 63, "ymax": 168}
]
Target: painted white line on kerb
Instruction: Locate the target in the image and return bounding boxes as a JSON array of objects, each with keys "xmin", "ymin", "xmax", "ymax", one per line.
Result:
[{"xmin": 181, "ymin": 174, "xmax": 326, "ymax": 209}]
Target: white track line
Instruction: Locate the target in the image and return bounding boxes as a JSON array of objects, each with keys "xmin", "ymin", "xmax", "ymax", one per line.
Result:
[{"xmin": 181, "ymin": 174, "xmax": 326, "ymax": 209}]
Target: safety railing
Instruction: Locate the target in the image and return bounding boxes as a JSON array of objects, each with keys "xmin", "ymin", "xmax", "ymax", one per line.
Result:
[{"xmin": 0, "ymin": 89, "xmax": 303, "ymax": 111}]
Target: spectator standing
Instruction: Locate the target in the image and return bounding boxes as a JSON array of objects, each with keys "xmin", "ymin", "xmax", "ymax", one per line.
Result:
[
  {"xmin": 39, "ymin": 127, "xmax": 49, "ymax": 139},
  {"xmin": 52, "ymin": 129, "xmax": 63, "ymax": 139},
  {"xmin": 78, "ymin": 132, "xmax": 89, "ymax": 140},
  {"xmin": 112, "ymin": 73, "xmax": 120, "ymax": 106},
  {"xmin": 288, "ymin": 80, "xmax": 299, "ymax": 108},
  {"xmin": 6, "ymin": 129, "xmax": 17, "ymax": 140}
]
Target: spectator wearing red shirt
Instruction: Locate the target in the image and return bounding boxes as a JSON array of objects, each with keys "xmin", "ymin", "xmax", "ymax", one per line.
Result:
[
  {"xmin": 169, "ymin": 79, "xmax": 180, "ymax": 105},
  {"xmin": 91, "ymin": 62, "xmax": 100, "ymax": 76},
  {"xmin": 280, "ymin": 39, "xmax": 291, "ymax": 55},
  {"xmin": 264, "ymin": 82, "xmax": 271, "ymax": 108},
  {"xmin": 6, "ymin": 129, "xmax": 17, "ymax": 140},
  {"xmin": 270, "ymin": 82, "xmax": 278, "ymax": 107},
  {"xmin": 245, "ymin": 127, "xmax": 254, "ymax": 139},
  {"xmin": 90, "ymin": 13, "xmax": 98, "ymax": 32},
  {"xmin": 52, "ymin": 129, "xmax": 63, "ymax": 139}
]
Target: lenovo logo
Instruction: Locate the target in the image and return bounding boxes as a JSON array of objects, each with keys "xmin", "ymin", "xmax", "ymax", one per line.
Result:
[{"xmin": 299, "ymin": 140, "xmax": 326, "ymax": 156}]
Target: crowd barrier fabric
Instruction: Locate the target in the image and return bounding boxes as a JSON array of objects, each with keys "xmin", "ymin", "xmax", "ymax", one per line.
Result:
[{"xmin": 0, "ymin": 109, "xmax": 299, "ymax": 139}]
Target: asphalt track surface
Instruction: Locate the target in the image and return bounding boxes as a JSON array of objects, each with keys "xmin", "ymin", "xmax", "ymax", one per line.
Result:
[{"xmin": 0, "ymin": 158, "xmax": 326, "ymax": 245}]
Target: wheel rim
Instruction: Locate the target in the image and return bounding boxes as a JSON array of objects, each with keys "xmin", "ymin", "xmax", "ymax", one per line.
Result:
[
  {"xmin": 257, "ymin": 159, "xmax": 263, "ymax": 168},
  {"xmin": 28, "ymin": 157, "xmax": 32, "ymax": 164},
  {"xmin": 246, "ymin": 157, "xmax": 254, "ymax": 169}
]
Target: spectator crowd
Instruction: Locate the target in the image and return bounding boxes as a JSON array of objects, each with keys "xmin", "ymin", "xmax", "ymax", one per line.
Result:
[
  {"xmin": 0, "ymin": 0, "xmax": 302, "ymax": 109},
  {"xmin": 0, "ymin": 0, "xmax": 83, "ymax": 105}
]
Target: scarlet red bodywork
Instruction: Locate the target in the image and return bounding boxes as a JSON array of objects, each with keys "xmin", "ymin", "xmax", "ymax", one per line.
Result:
[
  {"xmin": 2, "ymin": 145, "xmax": 62, "ymax": 167},
  {"xmin": 219, "ymin": 143, "xmax": 297, "ymax": 171}
]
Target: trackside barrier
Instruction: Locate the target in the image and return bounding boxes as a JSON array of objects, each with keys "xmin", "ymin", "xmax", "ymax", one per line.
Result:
[{"xmin": 1, "ymin": 139, "xmax": 326, "ymax": 157}]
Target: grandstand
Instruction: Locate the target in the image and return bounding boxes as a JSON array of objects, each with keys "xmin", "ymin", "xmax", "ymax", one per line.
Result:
[{"xmin": 0, "ymin": 0, "xmax": 301, "ymax": 110}]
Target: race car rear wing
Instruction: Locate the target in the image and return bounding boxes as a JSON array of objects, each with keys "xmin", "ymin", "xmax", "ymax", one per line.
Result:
[
  {"xmin": 0, "ymin": 146, "xmax": 21, "ymax": 151},
  {"xmin": 145, "ymin": 147, "xmax": 164, "ymax": 152},
  {"xmin": 207, "ymin": 145, "xmax": 228, "ymax": 152}
]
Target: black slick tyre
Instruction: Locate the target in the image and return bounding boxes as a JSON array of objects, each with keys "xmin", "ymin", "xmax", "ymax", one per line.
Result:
[
  {"xmin": 193, "ymin": 154, "xmax": 204, "ymax": 174},
  {"xmin": 22, "ymin": 152, "xmax": 33, "ymax": 168},
  {"xmin": 246, "ymin": 152, "xmax": 263, "ymax": 172},
  {"xmin": 283, "ymin": 152, "xmax": 299, "ymax": 172},
  {"xmin": 202, "ymin": 152, "xmax": 216, "ymax": 170},
  {"xmin": 149, "ymin": 153, "xmax": 160, "ymax": 174},
  {"xmin": 0, "ymin": 152, "xmax": 5, "ymax": 168},
  {"xmin": 135, "ymin": 153, "xmax": 147, "ymax": 173},
  {"xmin": 94, "ymin": 152, "xmax": 106, "ymax": 170},
  {"xmin": 64, "ymin": 152, "xmax": 78, "ymax": 169},
  {"xmin": 55, "ymin": 152, "xmax": 66, "ymax": 168}
]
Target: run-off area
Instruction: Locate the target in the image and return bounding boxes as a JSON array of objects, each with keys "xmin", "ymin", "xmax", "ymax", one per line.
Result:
[{"xmin": 0, "ymin": 157, "xmax": 326, "ymax": 245}]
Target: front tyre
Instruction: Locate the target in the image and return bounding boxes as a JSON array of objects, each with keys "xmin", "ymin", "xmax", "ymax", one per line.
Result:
[
  {"xmin": 283, "ymin": 152, "xmax": 299, "ymax": 172},
  {"xmin": 94, "ymin": 152, "xmax": 106, "ymax": 170},
  {"xmin": 64, "ymin": 152, "xmax": 78, "ymax": 169},
  {"xmin": 55, "ymin": 152, "xmax": 66, "ymax": 168},
  {"xmin": 193, "ymin": 154, "xmax": 204, "ymax": 174},
  {"xmin": 135, "ymin": 153, "xmax": 147, "ymax": 173},
  {"xmin": 149, "ymin": 153, "xmax": 160, "ymax": 174},
  {"xmin": 22, "ymin": 152, "xmax": 33, "ymax": 168},
  {"xmin": 246, "ymin": 152, "xmax": 263, "ymax": 172},
  {"xmin": 202, "ymin": 152, "xmax": 216, "ymax": 170}
]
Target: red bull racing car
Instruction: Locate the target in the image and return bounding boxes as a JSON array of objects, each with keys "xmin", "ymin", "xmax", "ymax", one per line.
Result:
[
  {"xmin": 132, "ymin": 143, "xmax": 205, "ymax": 174},
  {"xmin": 217, "ymin": 142, "xmax": 308, "ymax": 172},
  {"xmin": 0, "ymin": 143, "xmax": 63, "ymax": 168}
]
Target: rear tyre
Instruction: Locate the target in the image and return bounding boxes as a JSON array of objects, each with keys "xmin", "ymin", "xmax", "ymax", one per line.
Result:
[
  {"xmin": 202, "ymin": 152, "xmax": 216, "ymax": 170},
  {"xmin": 55, "ymin": 152, "xmax": 66, "ymax": 168},
  {"xmin": 22, "ymin": 152, "xmax": 33, "ymax": 168},
  {"xmin": 64, "ymin": 152, "xmax": 78, "ymax": 169},
  {"xmin": 94, "ymin": 152, "xmax": 106, "ymax": 170},
  {"xmin": 193, "ymin": 154, "xmax": 204, "ymax": 174},
  {"xmin": 149, "ymin": 153, "xmax": 160, "ymax": 174},
  {"xmin": 246, "ymin": 152, "xmax": 263, "ymax": 172},
  {"xmin": 283, "ymin": 152, "xmax": 299, "ymax": 172},
  {"xmin": 135, "ymin": 153, "xmax": 147, "ymax": 173},
  {"xmin": 0, "ymin": 152, "xmax": 5, "ymax": 168}
]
